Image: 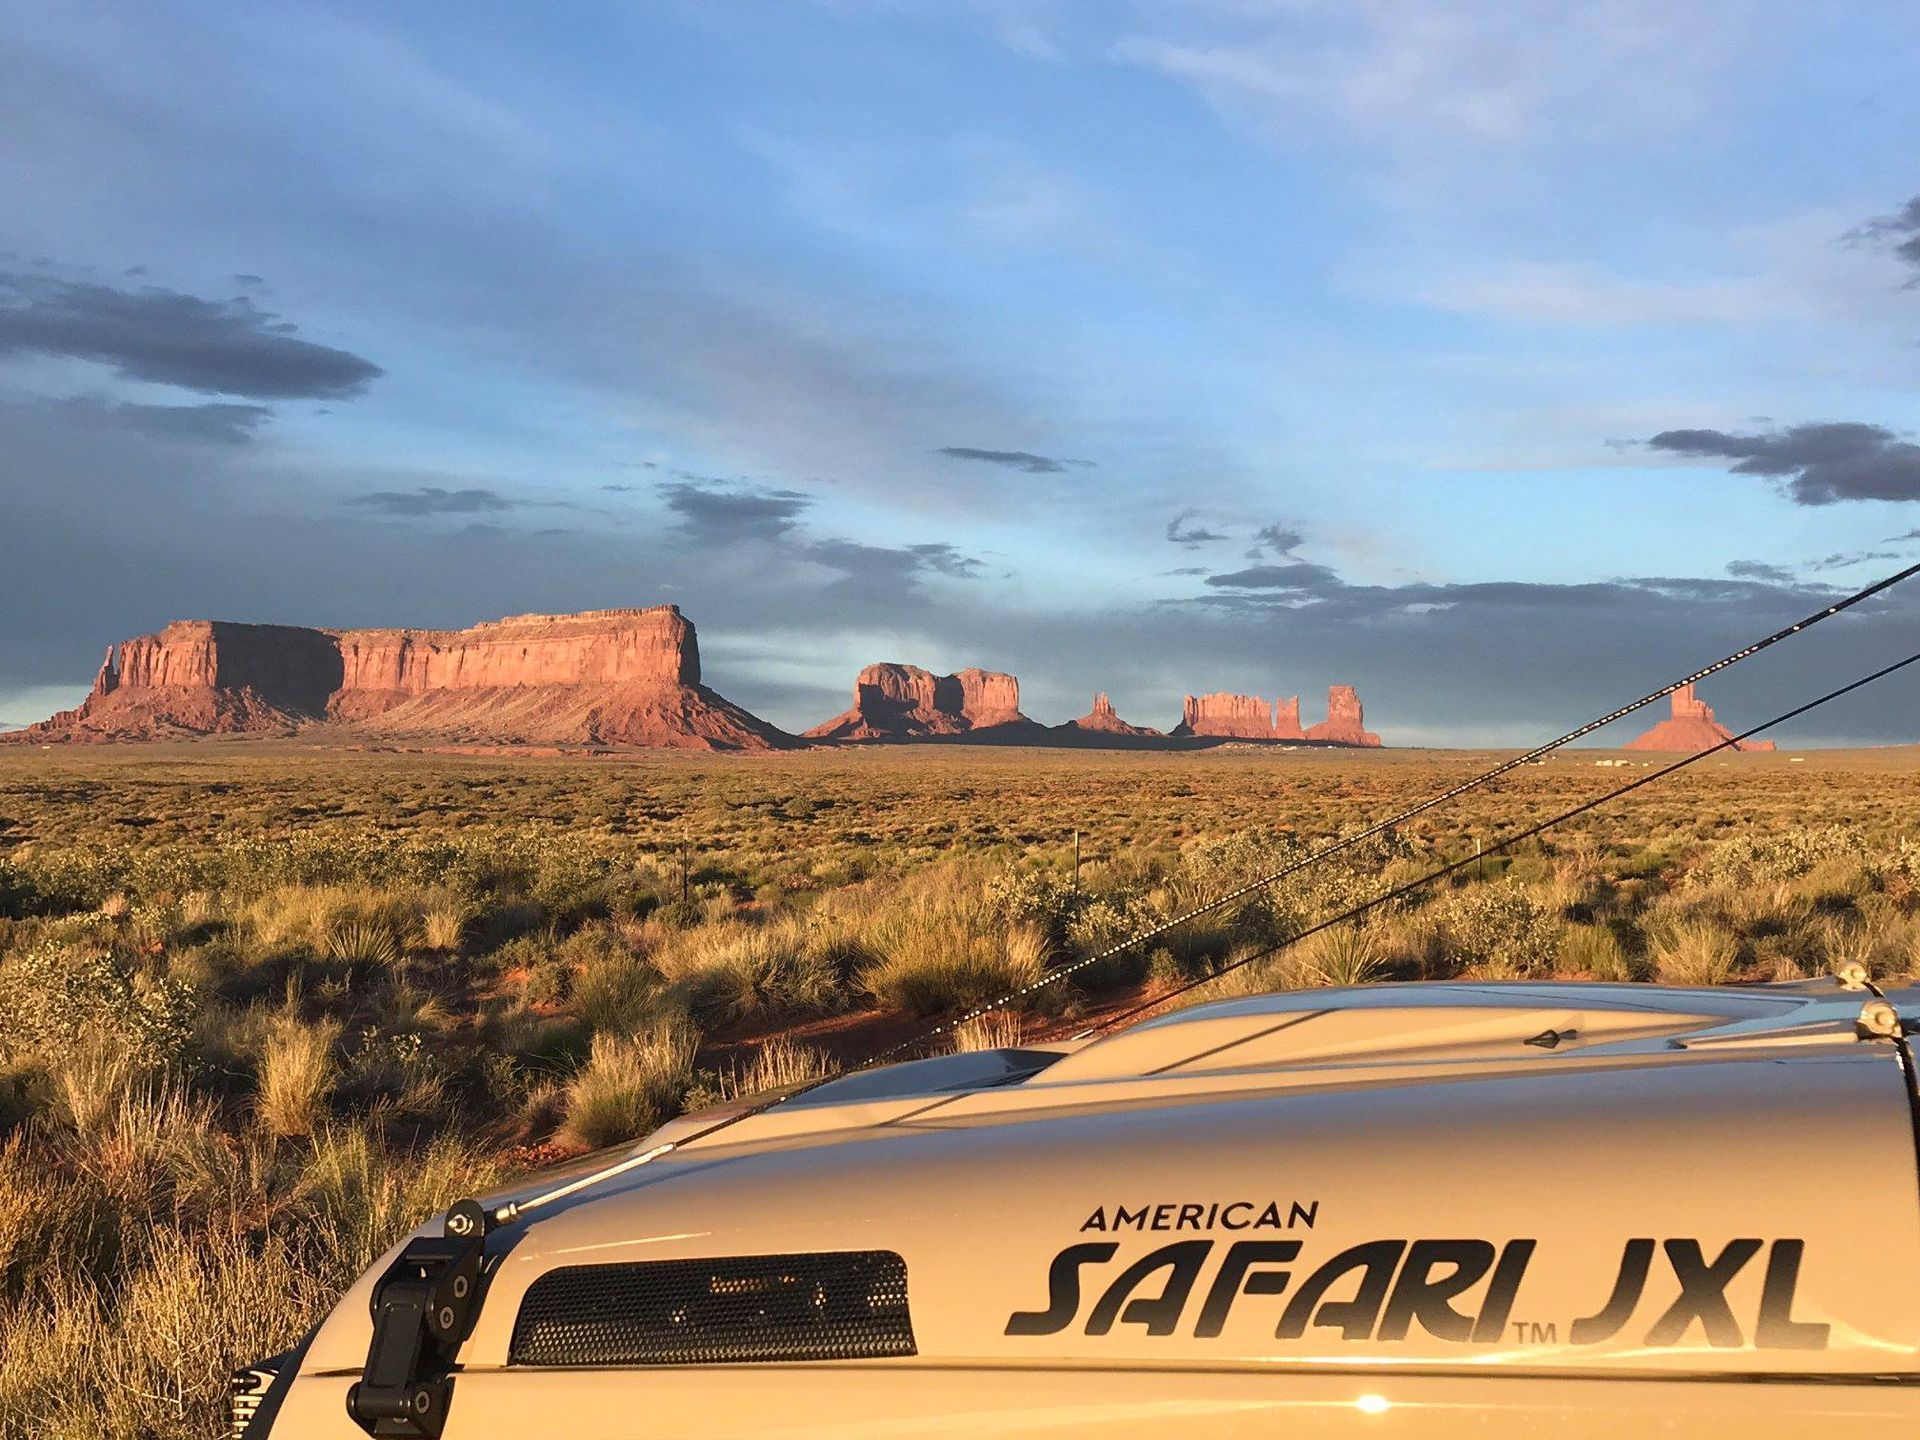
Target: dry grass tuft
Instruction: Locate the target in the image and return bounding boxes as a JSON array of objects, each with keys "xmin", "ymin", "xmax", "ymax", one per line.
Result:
[
  {"xmin": 952, "ymin": 1009, "xmax": 1026, "ymax": 1052},
  {"xmin": 560, "ymin": 1026, "xmax": 696, "ymax": 1150},
  {"xmin": 255, "ymin": 1016, "xmax": 340, "ymax": 1138},
  {"xmin": 732, "ymin": 1035, "xmax": 833, "ymax": 1098},
  {"xmin": 1650, "ymin": 917, "xmax": 1740, "ymax": 987},
  {"xmin": 859, "ymin": 867, "xmax": 1050, "ymax": 1014}
]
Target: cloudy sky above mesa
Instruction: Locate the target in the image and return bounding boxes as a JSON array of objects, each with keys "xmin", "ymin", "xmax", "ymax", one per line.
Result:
[{"xmin": 4, "ymin": 2, "xmax": 1920, "ymax": 744}]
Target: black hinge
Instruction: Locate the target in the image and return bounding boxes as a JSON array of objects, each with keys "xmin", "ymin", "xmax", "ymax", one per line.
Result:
[{"xmin": 347, "ymin": 1199, "xmax": 488, "ymax": 1438}]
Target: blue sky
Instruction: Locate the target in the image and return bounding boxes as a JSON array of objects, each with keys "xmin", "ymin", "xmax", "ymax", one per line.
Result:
[{"xmin": 4, "ymin": 0, "xmax": 1920, "ymax": 743}]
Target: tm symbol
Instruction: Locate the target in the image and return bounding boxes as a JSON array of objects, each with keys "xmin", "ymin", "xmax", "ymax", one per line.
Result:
[{"xmin": 1510, "ymin": 1320, "xmax": 1558, "ymax": 1345}]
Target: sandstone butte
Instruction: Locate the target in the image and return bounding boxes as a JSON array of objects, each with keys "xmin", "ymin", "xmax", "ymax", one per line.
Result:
[
  {"xmin": 803, "ymin": 663, "xmax": 1039, "ymax": 742},
  {"xmin": 1061, "ymin": 692, "xmax": 1161, "ymax": 739},
  {"xmin": 1171, "ymin": 685, "xmax": 1381, "ymax": 748},
  {"xmin": 1623, "ymin": 683, "xmax": 1775, "ymax": 754},
  {"xmin": 20, "ymin": 608, "xmax": 794, "ymax": 751}
]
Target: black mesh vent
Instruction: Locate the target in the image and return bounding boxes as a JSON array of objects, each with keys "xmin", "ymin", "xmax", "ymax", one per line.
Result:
[{"xmin": 509, "ymin": 1251, "xmax": 915, "ymax": 1367}]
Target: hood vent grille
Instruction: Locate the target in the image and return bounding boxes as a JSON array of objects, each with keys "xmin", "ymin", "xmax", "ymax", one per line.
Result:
[{"xmin": 509, "ymin": 1250, "xmax": 915, "ymax": 1367}]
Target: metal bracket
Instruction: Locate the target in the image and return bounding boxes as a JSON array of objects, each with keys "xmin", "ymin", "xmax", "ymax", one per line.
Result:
[
  {"xmin": 1834, "ymin": 959, "xmax": 1873, "ymax": 992},
  {"xmin": 347, "ymin": 1199, "xmax": 488, "ymax": 1438},
  {"xmin": 1856, "ymin": 999, "xmax": 1904, "ymax": 1041}
]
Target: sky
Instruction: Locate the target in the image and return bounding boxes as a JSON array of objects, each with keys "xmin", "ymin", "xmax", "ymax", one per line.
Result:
[{"xmin": 4, "ymin": 0, "xmax": 1920, "ymax": 745}]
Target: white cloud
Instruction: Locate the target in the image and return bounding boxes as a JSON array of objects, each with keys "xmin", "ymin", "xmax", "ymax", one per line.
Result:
[{"xmin": 1115, "ymin": 0, "xmax": 1758, "ymax": 152}]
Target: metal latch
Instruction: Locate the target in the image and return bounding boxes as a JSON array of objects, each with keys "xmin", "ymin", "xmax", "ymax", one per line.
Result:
[{"xmin": 347, "ymin": 1199, "xmax": 488, "ymax": 1438}]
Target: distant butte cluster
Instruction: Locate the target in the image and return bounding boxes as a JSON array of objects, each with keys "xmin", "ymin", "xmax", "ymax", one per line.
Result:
[
  {"xmin": 13, "ymin": 605, "xmax": 1391, "ymax": 752},
  {"xmin": 802, "ymin": 664, "xmax": 1381, "ymax": 748}
]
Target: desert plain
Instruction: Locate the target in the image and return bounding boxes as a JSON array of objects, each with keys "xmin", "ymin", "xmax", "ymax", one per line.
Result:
[{"xmin": 1, "ymin": 740, "xmax": 1917, "ymax": 1436}]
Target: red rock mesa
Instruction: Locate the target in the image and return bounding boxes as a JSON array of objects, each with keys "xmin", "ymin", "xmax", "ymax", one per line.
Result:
[
  {"xmin": 1061, "ymin": 692, "xmax": 1161, "ymax": 738},
  {"xmin": 23, "ymin": 608, "xmax": 791, "ymax": 750},
  {"xmin": 1305, "ymin": 684, "xmax": 1382, "ymax": 747},
  {"xmin": 27, "ymin": 622, "xmax": 343, "ymax": 741},
  {"xmin": 805, "ymin": 663, "xmax": 1034, "ymax": 741},
  {"xmin": 1623, "ymin": 684, "xmax": 1775, "ymax": 754},
  {"xmin": 1170, "ymin": 686, "xmax": 1380, "ymax": 746},
  {"xmin": 1173, "ymin": 692, "xmax": 1290, "ymax": 741}
]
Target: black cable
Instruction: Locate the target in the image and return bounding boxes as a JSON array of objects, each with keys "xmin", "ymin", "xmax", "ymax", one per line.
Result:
[{"xmin": 1082, "ymin": 647, "xmax": 1920, "ymax": 1038}]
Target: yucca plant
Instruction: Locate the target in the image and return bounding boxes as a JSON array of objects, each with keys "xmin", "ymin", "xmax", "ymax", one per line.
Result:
[
  {"xmin": 1293, "ymin": 927, "xmax": 1383, "ymax": 988},
  {"xmin": 323, "ymin": 920, "xmax": 400, "ymax": 971}
]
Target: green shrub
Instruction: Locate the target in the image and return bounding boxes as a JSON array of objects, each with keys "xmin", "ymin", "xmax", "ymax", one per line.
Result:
[
  {"xmin": 1687, "ymin": 825, "xmax": 1859, "ymax": 891},
  {"xmin": 985, "ymin": 868, "xmax": 1088, "ymax": 944},
  {"xmin": 1431, "ymin": 883, "xmax": 1563, "ymax": 980},
  {"xmin": 0, "ymin": 942, "xmax": 193, "ymax": 1065}
]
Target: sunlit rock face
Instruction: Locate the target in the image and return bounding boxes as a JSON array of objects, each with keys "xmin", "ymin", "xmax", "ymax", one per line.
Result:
[
  {"xmin": 22, "ymin": 607, "xmax": 792, "ymax": 750},
  {"xmin": 1624, "ymin": 684, "xmax": 1774, "ymax": 754},
  {"xmin": 806, "ymin": 663, "xmax": 1034, "ymax": 741},
  {"xmin": 1168, "ymin": 685, "xmax": 1379, "ymax": 746},
  {"xmin": 1062, "ymin": 692, "xmax": 1160, "ymax": 738},
  {"xmin": 1306, "ymin": 685, "xmax": 1382, "ymax": 748}
]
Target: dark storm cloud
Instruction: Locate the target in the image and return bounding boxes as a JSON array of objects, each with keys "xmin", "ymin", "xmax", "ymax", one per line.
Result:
[
  {"xmin": 351, "ymin": 486, "xmax": 515, "ymax": 516},
  {"xmin": 1805, "ymin": 550, "xmax": 1902, "ymax": 572},
  {"xmin": 903, "ymin": 542, "xmax": 986, "ymax": 578},
  {"xmin": 1166, "ymin": 508, "xmax": 1228, "ymax": 546},
  {"xmin": 654, "ymin": 477, "xmax": 979, "ymax": 601},
  {"xmin": 803, "ymin": 537, "xmax": 984, "ymax": 602},
  {"xmin": 1246, "ymin": 522, "xmax": 1304, "ymax": 560},
  {"xmin": 50, "ymin": 395, "xmax": 273, "ymax": 446},
  {"xmin": 1204, "ymin": 561, "xmax": 1344, "ymax": 593},
  {"xmin": 0, "ymin": 269, "xmax": 382, "ymax": 399},
  {"xmin": 658, "ymin": 480, "xmax": 813, "ymax": 543},
  {"xmin": 1182, "ymin": 556, "xmax": 1840, "ymax": 620},
  {"xmin": 934, "ymin": 446, "xmax": 1080, "ymax": 473},
  {"xmin": 1852, "ymin": 196, "xmax": 1920, "ymax": 281},
  {"xmin": 1727, "ymin": 559, "xmax": 1794, "ymax": 583},
  {"xmin": 1646, "ymin": 422, "xmax": 1920, "ymax": 505}
]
